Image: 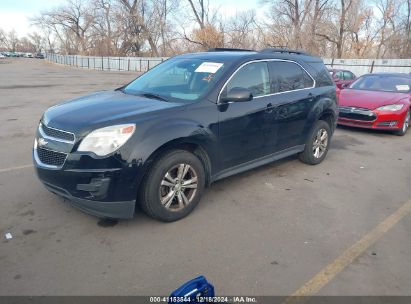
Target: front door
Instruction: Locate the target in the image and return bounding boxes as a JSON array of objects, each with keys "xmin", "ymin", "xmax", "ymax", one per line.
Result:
[{"xmin": 217, "ymin": 61, "xmax": 274, "ymax": 169}]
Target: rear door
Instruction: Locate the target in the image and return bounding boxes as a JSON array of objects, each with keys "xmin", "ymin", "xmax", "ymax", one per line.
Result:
[{"xmin": 267, "ymin": 60, "xmax": 316, "ymax": 151}]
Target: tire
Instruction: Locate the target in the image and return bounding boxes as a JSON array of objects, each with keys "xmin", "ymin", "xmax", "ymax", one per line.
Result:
[
  {"xmin": 395, "ymin": 110, "xmax": 410, "ymax": 136},
  {"xmin": 299, "ymin": 120, "xmax": 331, "ymax": 165},
  {"xmin": 138, "ymin": 150, "xmax": 205, "ymax": 222}
]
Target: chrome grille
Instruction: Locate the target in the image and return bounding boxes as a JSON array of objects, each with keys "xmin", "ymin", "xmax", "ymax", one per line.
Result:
[
  {"xmin": 40, "ymin": 123, "xmax": 75, "ymax": 142},
  {"xmin": 36, "ymin": 148, "xmax": 67, "ymax": 167}
]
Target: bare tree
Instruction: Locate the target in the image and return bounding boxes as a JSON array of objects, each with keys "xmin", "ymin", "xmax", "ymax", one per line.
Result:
[
  {"xmin": 224, "ymin": 10, "xmax": 259, "ymax": 49},
  {"xmin": 7, "ymin": 30, "xmax": 20, "ymax": 52},
  {"xmin": 0, "ymin": 29, "xmax": 7, "ymax": 50},
  {"xmin": 29, "ymin": 32, "xmax": 44, "ymax": 53},
  {"xmin": 373, "ymin": 0, "xmax": 400, "ymax": 58},
  {"xmin": 19, "ymin": 0, "xmax": 411, "ymax": 58},
  {"xmin": 263, "ymin": 0, "xmax": 314, "ymax": 49},
  {"xmin": 92, "ymin": 0, "xmax": 116, "ymax": 55},
  {"xmin": 401, "ymin": 0, "xmax": 411, "ymax": 57},
  {"xmin": 32, "ymin": 0, "xmax": 95, "ymax": 54},
  {"xmin": 304, "ymin": 0, "xmax": 331, "ymax": 54},
  {"xmin": 187, "ymin": 0, "xmax": 207, "ymax": 29},
  {"xmin": 315, "ymin": 0, "xmax": 355, "ymax": 58},
  {"xmin": 182, "ymin": 0, "xmax": 223, "ymax": 49},
  {"xmin": 117, "ymin": 0, "xmax": 161, "ymax": 56}
]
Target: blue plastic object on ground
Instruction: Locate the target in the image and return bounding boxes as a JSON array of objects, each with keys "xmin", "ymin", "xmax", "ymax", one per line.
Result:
[{"xmin": 169, "ymin": 275, "xmax": 215, "ymax": 303}]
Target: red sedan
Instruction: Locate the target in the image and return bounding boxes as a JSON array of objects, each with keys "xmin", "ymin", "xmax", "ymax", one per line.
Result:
[
  {"xmin": 329, "ymin": 69, "xmax": 357, "ymax": 89},
  {"xmin": 338, "ymin": 73, "xmax": 411, "ymax": 136}
]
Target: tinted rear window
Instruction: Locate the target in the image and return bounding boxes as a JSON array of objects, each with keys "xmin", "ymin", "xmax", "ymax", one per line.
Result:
[
  {"xmin": 307, "ymin": 62, "xmax": 334, "ymax": 87},
  {"xmin": 268, "ymin": 61, "xmax": 314, "ymax": 93}
]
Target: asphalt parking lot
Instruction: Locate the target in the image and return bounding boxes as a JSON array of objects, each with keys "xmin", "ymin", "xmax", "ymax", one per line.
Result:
[{"xmin": 1, "ymin": 58, "xmax": 411, "ymax": 297}]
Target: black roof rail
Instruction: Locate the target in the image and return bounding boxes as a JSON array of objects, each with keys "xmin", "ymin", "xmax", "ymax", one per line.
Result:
[
  {"xmin": 260, "ymin": 48, "xmax": 311, "ymax": 56},
  {"xmin": 207, "ymin": 48, "xmax": 255, "ymax": 52}
]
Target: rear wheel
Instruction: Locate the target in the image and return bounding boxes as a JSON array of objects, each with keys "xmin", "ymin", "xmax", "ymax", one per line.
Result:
[
  {"xmin": 395, "ymin": 110, "xmax": 410, "ymax": 136},
  {"xmin": 299, "ymin": 120, "xmax": 331, "ymax": 165},
  {"xmin": 138, "ymin": 150, "xmax": 205, "ymax": 222}
]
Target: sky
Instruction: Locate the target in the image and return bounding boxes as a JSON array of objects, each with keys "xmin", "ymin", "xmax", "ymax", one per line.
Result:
[{"xmin": 0, "ymin": 0, "xmax": 260, "ymax": 37}]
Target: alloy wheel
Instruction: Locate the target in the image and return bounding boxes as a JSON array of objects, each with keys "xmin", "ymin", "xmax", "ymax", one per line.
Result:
[
  {"xmin": 403, "ymin": 111, "xmax": 410, "ymax": 133},
  {"xmin": 312, "ymin": 128, "xmax": 328, "ymax": 159},
  {"xmin": 159, "ymin": 163, "xmax": 198, "ymax": 211}
]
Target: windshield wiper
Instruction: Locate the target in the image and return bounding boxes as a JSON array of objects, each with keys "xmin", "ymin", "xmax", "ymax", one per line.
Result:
[{"xmin": 139, "ymin": 92, "xmax": 169, "ymax": 102}]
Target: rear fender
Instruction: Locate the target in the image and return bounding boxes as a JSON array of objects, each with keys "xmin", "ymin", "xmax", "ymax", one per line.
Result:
[{"xmin": 304, "ymin": 90, "xmax": 338, "ymax": 139}]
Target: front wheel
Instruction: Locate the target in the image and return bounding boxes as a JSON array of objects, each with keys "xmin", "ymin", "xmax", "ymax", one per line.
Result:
[
  {"xmin": 299, "ymin": 120, "xmax": 331, "ymax": 165},
  {"xmin": 395, "ymin": 110, "xmax": 410, "ymax": 136},
  {"xmin": 138, "ymin": 150, "xmax": 205, "ymax": 222}
]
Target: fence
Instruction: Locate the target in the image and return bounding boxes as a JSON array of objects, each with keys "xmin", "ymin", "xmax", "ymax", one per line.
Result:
[
  {"xmin": 323, "ymin": 58, "xmax": 411, "ymax": 76},
  {"xmin": 46, "ymin": 53, "xmax": 411, "ymax": 76},
  {"xmin": 46, "ymin": 53, "xmax": 168, "ymax": 72}
]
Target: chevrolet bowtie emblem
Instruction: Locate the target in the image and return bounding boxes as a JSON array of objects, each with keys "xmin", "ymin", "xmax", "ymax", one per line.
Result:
[{"xmin": 38, "ymin": 138, "xmax": 48, "ymax": 147}]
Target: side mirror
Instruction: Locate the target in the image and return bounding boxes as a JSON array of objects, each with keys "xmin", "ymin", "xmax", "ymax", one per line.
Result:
[
  {"xmin": 220, "ymin": 87, "xmax": 253, "ymax": 103},
  {"xmin": 341, "ymin": 83, "xmax": 348, "ymax": 89}
]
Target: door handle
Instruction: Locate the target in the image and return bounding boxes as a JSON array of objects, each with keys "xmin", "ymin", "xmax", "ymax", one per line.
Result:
[
  {"xmin": 265, "ymin": 103, "xmax": 273, "ymax": 113},
  {"xmin": 308, "ymin": 93, "xmax": 314, "ymax": 102}
]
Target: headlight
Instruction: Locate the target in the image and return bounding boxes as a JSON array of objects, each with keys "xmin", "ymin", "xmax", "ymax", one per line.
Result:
[
  {"xmin": 376, "ymin": 104, "xmax": 404, "ymax": 111},
  {"xmin": 78, "ymin": 124, "xmax": 135, "ymax": 156}
]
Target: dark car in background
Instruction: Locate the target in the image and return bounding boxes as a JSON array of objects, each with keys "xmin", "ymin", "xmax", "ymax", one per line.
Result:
[
  {"xmin": 338, "ymin": 73, "xmax": 411, "ymax": 135},
  {"xmin": 329, "ymin": 68, "xmax": 357, "ymax": 89},
  {"xmin": 35, "ymin": 53, "xmax": 45, "ymax": 59},
  {"xmin": 33, "ymin": 48, "xmax": 337, "ymax": 222}
]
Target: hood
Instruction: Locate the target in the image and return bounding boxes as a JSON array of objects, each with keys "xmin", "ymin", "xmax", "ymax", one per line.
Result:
[
  {"xmin": 42, "ymin": 90, "xmax": 183, "ymax": 134},
  {"xmin": 339, "ymin": 89, "xmax": 408, "ymax": 110}
]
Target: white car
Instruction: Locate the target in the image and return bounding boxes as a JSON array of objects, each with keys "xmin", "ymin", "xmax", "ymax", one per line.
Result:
[{"xmin": 0, "ymin": 53, "xmax": 6, "ymax": 59}]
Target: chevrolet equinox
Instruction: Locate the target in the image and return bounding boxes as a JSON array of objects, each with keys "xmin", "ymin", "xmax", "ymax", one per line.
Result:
[{"xmin": 33, "ymin": 48, "xmax": 338, "ymax": 222}]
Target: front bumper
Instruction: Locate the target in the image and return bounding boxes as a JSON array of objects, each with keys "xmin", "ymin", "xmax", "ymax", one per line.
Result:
[
  {"xmin": 33, "ymin": 148, "xmax": 140, "ymax": 219},
  {"xmin": 32, "ymin": 121, "xmax": 147, "ymax": 219},
  {"xmin": 43, "ymin": 181, "xmax": 135, "ymax": 219},
  {"xmin": 338, "ymin": 118, "xmax": 400, "ymax": 130},
  {"xmin": 337, "ymin": 108, "xmax": 406, "ymax": 130}
]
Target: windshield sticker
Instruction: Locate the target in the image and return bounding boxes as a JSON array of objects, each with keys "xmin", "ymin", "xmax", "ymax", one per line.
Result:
[
  {"xmin": 195, "ymin": 62, "xmax": 224, "ymax": 73},
  {"xmin": 202, "ymin": 74, "xmax": 214, "ymax": 82},
  {"xmin": 396, "ymin": 85, "xmax": 410, "ymax": 91}
]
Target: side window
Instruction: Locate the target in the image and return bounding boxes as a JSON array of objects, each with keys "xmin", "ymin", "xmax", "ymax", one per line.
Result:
[
  {"xmin": 343, "ymin": 71, "xmax": 354, "ymax": 80},
  {"xmin": 303, "ymin": 69, "xmax": 314, "ymax": 88},
  {"xmin": 334, "ymin": 71, "xmax": 343, "ymax": 79},
  {"xmin": 225, "ymin": 62, "xmax": 270, "ymax": 98},
  {"xmin": 269, "ymin": 61, "xmax": 314, "ymax": 93},
  {"xmin": 308, "ymin": 62, "xmax": 334, "ymax": 86}
]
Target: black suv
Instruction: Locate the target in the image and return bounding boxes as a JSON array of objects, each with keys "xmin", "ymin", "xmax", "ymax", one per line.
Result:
[{"xmin": 33, "ymin": 48, "xmax": 337, "ymax": 222}]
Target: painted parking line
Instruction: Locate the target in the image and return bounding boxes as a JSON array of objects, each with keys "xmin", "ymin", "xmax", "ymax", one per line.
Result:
[
  {"xmin": 0, "ymin": 164, "xmax": 33, "ymax": 173},
  {"xmin": 284, "ymin": 198, "xmax": 411, "ymax": 304}
]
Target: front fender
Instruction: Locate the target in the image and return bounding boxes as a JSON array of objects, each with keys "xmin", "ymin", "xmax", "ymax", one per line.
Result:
[
  {"xmin": 125, "ymin": 117, "xmax": 219, "ymax": 193},
  {"xmin": 133, "ymin": 119, "xmax": 218, "ymax": 162}
]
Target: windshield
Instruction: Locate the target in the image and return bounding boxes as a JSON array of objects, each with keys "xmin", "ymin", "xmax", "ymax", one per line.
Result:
[
  {"xmin": 123, "ymin": 58, "xmax": 229, "ymax": 103},
  {"xmin": 349, "ymin": 75, "xmax": 411, "ymax": 93}
]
